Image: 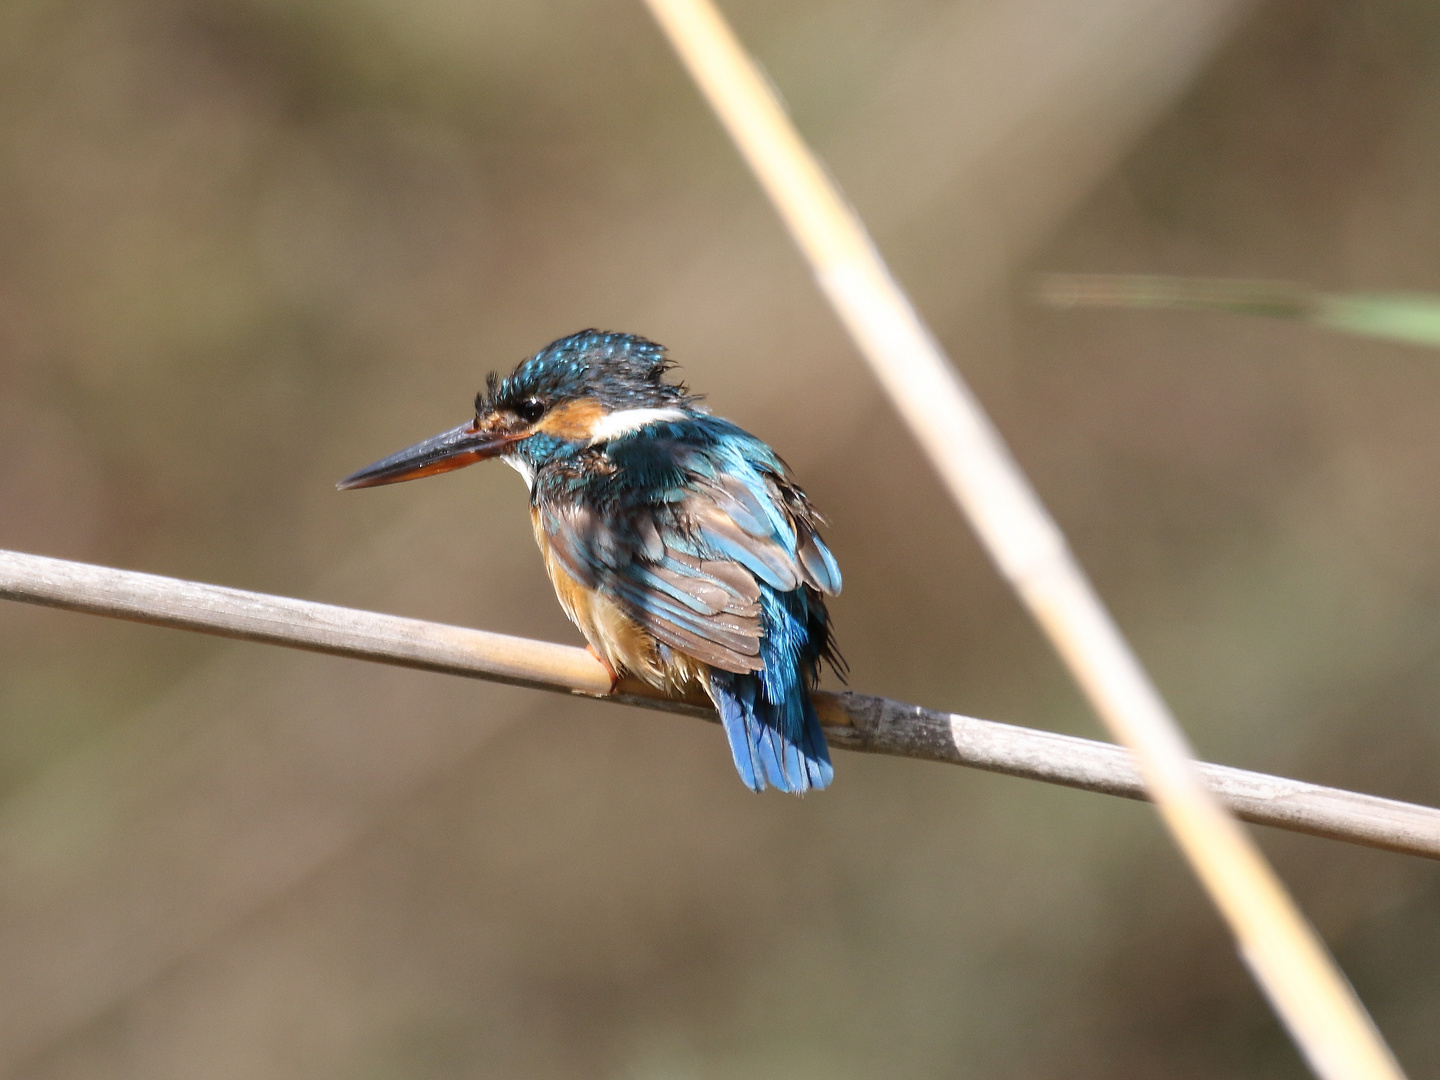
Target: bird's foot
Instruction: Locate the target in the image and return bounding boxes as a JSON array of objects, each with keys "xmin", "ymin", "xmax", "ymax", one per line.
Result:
[{"xmin": 586, "ymin": 645, "xmax": 620, "ymax": 694}]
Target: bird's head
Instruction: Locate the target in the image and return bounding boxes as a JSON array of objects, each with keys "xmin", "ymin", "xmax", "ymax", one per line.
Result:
[{"xmin": 337, "ymin": 330, "xmax": 698, "ymax": 491}]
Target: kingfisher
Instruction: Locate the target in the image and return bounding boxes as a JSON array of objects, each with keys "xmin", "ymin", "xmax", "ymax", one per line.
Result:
[{"xmin": 338, "ymin": 330, "xmax": 843, "ymax": 794}]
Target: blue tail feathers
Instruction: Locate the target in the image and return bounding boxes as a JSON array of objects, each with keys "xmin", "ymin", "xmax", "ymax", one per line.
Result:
[{"xmin": 708, "ymin": 669, "xmax": 833, "ymax": 794}]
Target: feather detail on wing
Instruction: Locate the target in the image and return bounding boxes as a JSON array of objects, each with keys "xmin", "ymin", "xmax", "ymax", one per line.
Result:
[
  {"xmin": 536, "ymin": 466, "xmax": 839, "ymax": 678},
  {"xmin": 692, "ymin": 469, "xmax": 840, "ymax": 596},
  {"xmin": 539, "ymin": 501, "xmax": 762, "ymax": 674}
]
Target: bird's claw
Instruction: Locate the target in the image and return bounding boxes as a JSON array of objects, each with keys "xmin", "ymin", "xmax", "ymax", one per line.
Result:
[{"xmin": 586, "ymin": 645, "xmax": 620, "ymax": 694}]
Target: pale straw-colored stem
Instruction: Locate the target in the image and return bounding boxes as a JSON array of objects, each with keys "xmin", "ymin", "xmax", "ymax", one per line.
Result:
[
  {"xmin": 3, "ymin": 546, "xmax": 1440, "ymax": 861},
  {"xmin": 639, "ymin": 2, "xmax": 1406, "ymax": 1077}
]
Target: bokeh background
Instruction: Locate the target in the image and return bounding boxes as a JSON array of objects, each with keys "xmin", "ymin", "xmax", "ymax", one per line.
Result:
[{"xmin": 2, "ymin": 0, "xmax": 1440, "ymax": 1075}]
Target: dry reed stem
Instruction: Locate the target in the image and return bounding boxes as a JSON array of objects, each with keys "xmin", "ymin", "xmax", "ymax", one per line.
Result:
[
  {"xmin": 639, "ymin": 2, "xmax": 1406, "ymax": 1077},
  {"xmin": 4, "ymin": 547, "xmax": 1440, "ymax": 861}
]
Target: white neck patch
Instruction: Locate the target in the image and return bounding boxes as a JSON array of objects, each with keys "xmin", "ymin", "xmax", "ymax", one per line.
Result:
[
  {"xmin": 501, "ymin": 452, "xmax": 535, "ymax": 490},
  {"xmin": 588, "ymin": 406, "xmax": 686, "ymax": 444}
]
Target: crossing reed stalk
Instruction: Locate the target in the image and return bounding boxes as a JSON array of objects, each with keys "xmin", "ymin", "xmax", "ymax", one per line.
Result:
[{"xmin": 638, "ymin": 1, "xmax": 1407, "ymax": 1077}]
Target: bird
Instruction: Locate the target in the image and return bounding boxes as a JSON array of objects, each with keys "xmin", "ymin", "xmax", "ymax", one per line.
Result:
[{"xmin": 338, "ymin": 330, "xmax": 844, "ymax": 794}]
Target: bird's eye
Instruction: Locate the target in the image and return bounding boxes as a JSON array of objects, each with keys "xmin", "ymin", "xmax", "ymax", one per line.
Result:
[{"xmin": 515, "ymin": 398, "xmax": 546, "ymax": 423}]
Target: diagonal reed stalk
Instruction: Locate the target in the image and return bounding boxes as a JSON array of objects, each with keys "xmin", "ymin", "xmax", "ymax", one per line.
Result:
[{"xmin": 639, "ymin": 2, "xmax": 1406, "ymax": 1077}]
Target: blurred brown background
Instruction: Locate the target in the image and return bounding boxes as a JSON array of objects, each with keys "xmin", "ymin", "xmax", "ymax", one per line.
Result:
[{"xmin": 2, "ymin": 0, "xmax": 1440, "ymax": 1076}]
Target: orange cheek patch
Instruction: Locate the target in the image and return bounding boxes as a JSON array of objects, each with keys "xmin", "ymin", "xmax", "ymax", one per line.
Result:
[{"xmin": 538, "ymin": 398, "xmax": 606, "ymax": 440}]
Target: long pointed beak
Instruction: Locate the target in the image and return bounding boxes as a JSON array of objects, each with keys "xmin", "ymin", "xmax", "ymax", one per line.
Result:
[{"xmin": 337, "ymin": 421, "xmax": 525, "ymax": 490}]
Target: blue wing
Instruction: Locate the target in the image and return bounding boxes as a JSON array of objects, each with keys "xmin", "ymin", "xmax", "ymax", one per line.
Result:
[
  {"xmin": 536, "ymin": 422, "xmax": 839, "ymax": 673},
  {"xmin": 535, "ymin": 419, "xmax": 841, "ymax": 792}
]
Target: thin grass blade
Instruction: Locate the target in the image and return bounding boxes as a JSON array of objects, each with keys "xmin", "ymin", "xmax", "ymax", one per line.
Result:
[{"xmin": 1038, "ymin": 272, "xmax": 1440, "ymax": 349}]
